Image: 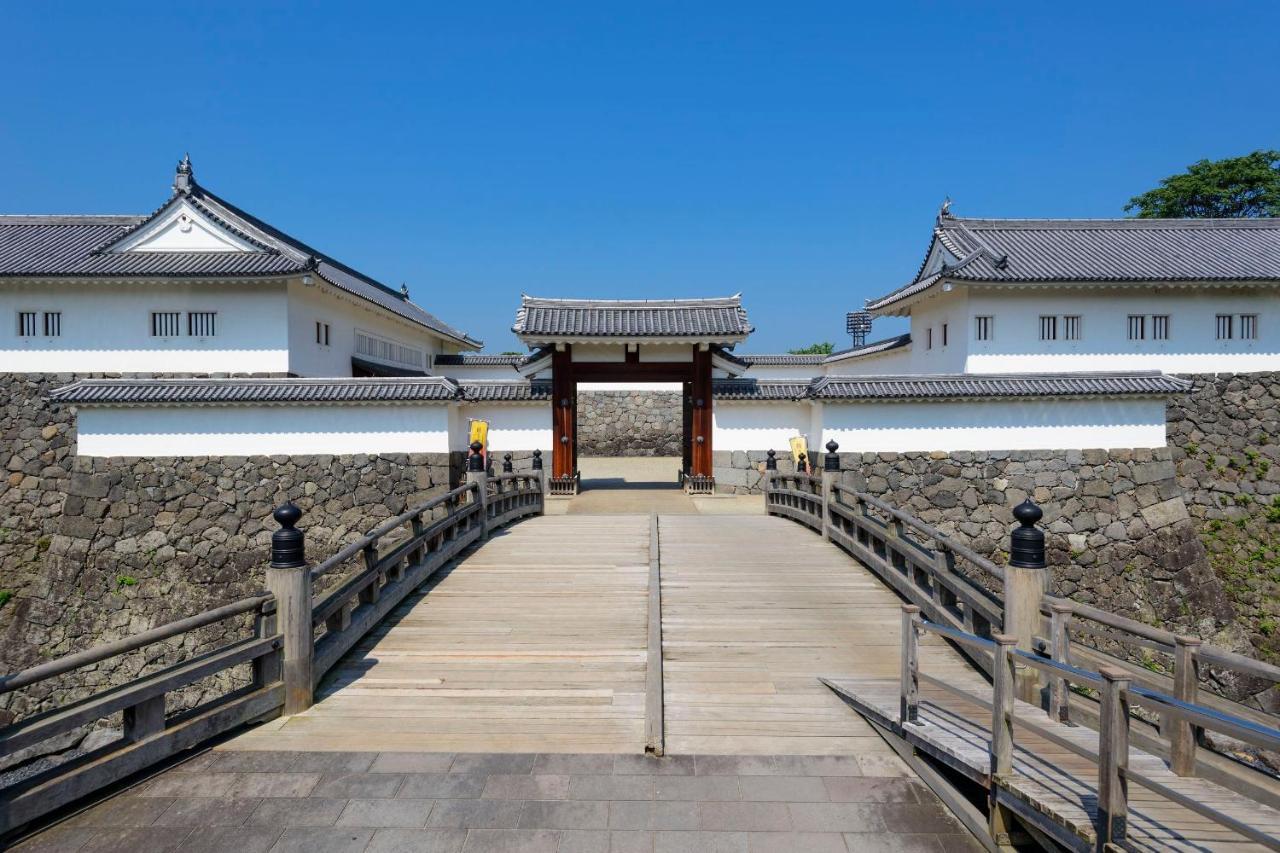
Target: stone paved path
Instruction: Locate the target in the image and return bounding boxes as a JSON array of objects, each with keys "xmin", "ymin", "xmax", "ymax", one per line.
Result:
[{"xmin": 13, "ymin": 750, "xmax": 979, "ymax": 852}]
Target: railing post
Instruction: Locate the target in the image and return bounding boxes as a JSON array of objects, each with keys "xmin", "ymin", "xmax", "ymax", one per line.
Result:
[
  {"xmin": 252, "ymin": 597, "xmax": 282, "ymax": 690},
  {"xmin": 1049, "ymin": 601, "xmax": 1073, "ymax": 724},
  {"xmin": 900, "ymin": 604, "xmax": 922, "ymax": 725},
  {"xmin": 764, "ymin": 449, "xmax": 777, "ymax": 513},
  {"xmin": 266, "ymin": 502, "xmax": 313, "ymax": 715},
  {"xmin": 1170, "ymin": 635, "xmax": 1202, "ymax": 776},
  {"xmin": 1098, "ymin": 666, "xmax": 1132, "ymax": 849},
  {"xmin": 989, "ymin": 633, "xmax": 1019, "ymax": 846},
  {"xmin": 502, "ymin": 452, "xmax": 514, "ymax": 473},
  {"xmin": 467, "ymin": 440, "xmax": 489, "ymax": 539},
  {"xmin": 532, "ymin": 449, "xmax": 546, "ymax": 513},
  {"xmin": 821, "ymin": 440, "xmax": 839, "ymax": 540},
  {"xmin": 1005, "ymin": 498, "xmax": 1049, "ymax": 703}
]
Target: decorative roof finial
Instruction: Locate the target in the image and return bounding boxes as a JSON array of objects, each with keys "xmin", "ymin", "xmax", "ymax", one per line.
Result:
[
  {"xmin": 938, "ymin": 196, "xmax": 953, "ymax": 220},
  {"xmin": 400, "ymin": 282, "xmax": 410, "ymax": 299},
  {"xmin": 173, "ymin": 153, "xmax": 194, "ymax": 194}
]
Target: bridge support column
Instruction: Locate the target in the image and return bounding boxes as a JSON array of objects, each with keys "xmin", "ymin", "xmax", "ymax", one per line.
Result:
[
  {"xmin": 1005, "ymin": 499, "xmax": 1048, "ymax": 704},
  {"xmin": 467, "ymin": 441, "xmax": 489, "ymax": 540},
  {"xmin": 268, "ymin": 503, "xmax": 314, "ymax": 715},
  {"xmin": 820, "ymin": 440, "xmax": 840, "ymax": 541}
]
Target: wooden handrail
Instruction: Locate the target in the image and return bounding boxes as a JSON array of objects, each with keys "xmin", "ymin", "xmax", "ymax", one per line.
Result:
[{"xmin": 0, "ymin": 594, "xmax": 273, "ymax": 694}]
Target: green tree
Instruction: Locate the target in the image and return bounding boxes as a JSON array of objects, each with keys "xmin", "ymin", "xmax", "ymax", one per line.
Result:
[
  {"xmin": 1125, "ymin": 150, "xmax": 1280, "ymax": 218},
  {"xmin": 788, "ymin": 341, "xmax": 835, "ymax": 355}
]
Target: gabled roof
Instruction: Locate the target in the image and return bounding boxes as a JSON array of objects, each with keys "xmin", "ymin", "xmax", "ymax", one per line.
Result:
[
  {"xmin": 867, "ymin": 207, "xmax": 1280, "ymax": 313},
  {"xmin": 0, "ymin": 158, "xmax": 480, "ymax": 348},
  {"xmin": 713, "ymin": 371, "xmax": 1190, "ymax": 402},
  {"xmin": 822, "ymin": 334, "xmax": 912, "ymax": 365},
  {"xmin": 512, "ymin": 295, "xmax": 753, "ymax": 342}
]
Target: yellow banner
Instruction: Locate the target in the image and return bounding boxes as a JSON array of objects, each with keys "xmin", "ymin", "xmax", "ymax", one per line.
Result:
[
  {"xmin": 789, "ymin": 436, "xmax": 809, "ymax": 471},
  {"xmin": 469, "ymin": 420, "xmax": 489, "ymax": 448}
]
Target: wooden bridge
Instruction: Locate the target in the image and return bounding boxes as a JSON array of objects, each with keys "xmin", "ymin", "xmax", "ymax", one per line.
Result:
[{"xmin": 3, "ymin": 449, "xmax": 1279, "ymax": 851}]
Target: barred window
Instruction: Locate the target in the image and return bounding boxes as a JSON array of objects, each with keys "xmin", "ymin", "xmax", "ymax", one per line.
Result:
[
  {"xmin": 975, "ymin": 315, "xmax": 993, "ymax": 341},
  {"xmin": 941, "ymin": 323, "xmax": 948, "ymax": 347},
  {"xmin": 1152, "ymin": 315, "xmax": 1169, "ymax": 340},
  {"xmin": 187, "ymin": 312, "xmax": 216, "ymax": 337},
  {"xmin": 17, "ymin": 311, "xmax": 37, "ymax": 336},
  {"xmin": 1039, "ymin": 315, "xmax": 1057, "ymax": 341},
  {"xmin": 1063, "ymin": 315, "xmax": 1081, "ymax": 341},
  {"xmin": 1240, "ymin": 314, "xmax": 1258, "ymax": 340},
  {"xmin": 1216, "ymin": 314, "xmax": 1233, "ymax": 340},
  {"xmin": 151, "ymin": 311, "xmax": 181, "ymax": 337},
  {"xmin": 355, "ymin": 330, "xmax": 425, "ymax": 369},
  {"xmin": 926, "ymin": 327, "xmax": 933, "ymax": 350},
  {"xmin": 1127, "ymin": 315, "xmax": 1146, "ymax": 340},
  {"xmin": 316, "ymin": 321, "xmax": 330, "ymax": 346},
  {"xmin": 43, "ymin": 312, "xmax": 61, "ymax": 337}
]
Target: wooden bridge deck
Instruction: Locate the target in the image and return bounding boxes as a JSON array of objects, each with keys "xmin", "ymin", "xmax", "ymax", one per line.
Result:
[{"xmin": 229, "ymin": 516, "xmax": 651, "ymax": 754}]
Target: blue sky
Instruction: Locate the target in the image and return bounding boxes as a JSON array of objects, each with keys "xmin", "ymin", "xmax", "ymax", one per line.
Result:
[{"xmin": 4, "ymin": 2, "xmax": 1278, "ymax": 352}]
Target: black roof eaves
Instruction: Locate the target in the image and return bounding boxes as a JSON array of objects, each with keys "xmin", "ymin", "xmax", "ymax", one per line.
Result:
[{"xmin": 0, "ymin": 215, "xmax": 144, "ymax": 225}]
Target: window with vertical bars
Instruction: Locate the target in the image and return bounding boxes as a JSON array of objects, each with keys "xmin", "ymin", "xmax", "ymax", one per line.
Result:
[
  {"xmin": 1127, "ymin": 315, "xmax": 1146, "ymax": 340},
  {"xmin": 1240, "ymin": 314, "xmax": 1258, "ymax": 340},
  {"xmin": 1039, "ymin": 316, "xmax": 1057, "ymax": 341},
  {"xmin": 1063, "ymin": 315, "xmax": 1081, "ymax": 341},
  {"xmin": 926, "ymin": 327, "xmax": 933, "ymax": 350},
  {"xmin": 1217, "ymin": 314, "xmax": 1233, "ymax": 340},
  {"xmin": 151, "ymin": 312, "xmax": 181, "ymax": 337},
  {"xmin": 975, "ymin": 315, "xmax": 993, "ymax": 341},
  {"xmin": 43, "ymin": 312, "xmax": 61, "ymax": 337},
  {"xmin": 941, "ymin": 323, "xmax": 948, "ymax": 346},
  {"xmin": 187, "ymin": 312, "xmax": 216, "ymax": 337},
  {"xmin": 17, "ymin": 312, "xmax": 37, "ymax": 336},
  {"xmin": 316, "ymin": 321, "xmax": 330, "ymax": 346},
  {"xmin": 1152, "ymin": 315, "xmax": 1169, "ymax": 340}
]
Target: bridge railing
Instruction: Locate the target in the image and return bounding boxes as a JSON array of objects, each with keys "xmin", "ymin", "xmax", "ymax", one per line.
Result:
[
  {"xmin": 0, "ymin": 452, "xmax": 545, "ymax": 838},
  {"xmin": 0, "ymin": 594, "xmax": 281, "ymax": 835},
  {"xmin": 899, "ymin": 607, "xmax": 1280, "ymax": 850},
  {"xmin": 763, "ymin": 441, "xmax": 1280, "ymax": 789}
]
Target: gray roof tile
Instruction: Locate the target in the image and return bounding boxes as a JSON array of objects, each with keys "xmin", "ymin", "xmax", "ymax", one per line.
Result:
[
  {"xmin": 513, "ymin": 295, "xmax": 752, "ymax": 340},
  {"xmin": 869, "ymin": 214, "xmax": 1280, "ymax": 311},
  {"xmin": 435, "ymin": 354, "xmax": 526, "ymax": 366},
  {"xmin": 810, "ymin": 372, "xmax": 1191, "ymax": 400},
  {"xmin": 49, "ymin": 377, "xmax": 460, "ymax": 406},
  {"xmin": 713, "ymin": 379, "xmax": 811, "ymax": 400},
  {"xmin": 459, "ymin": 380, "xmax": 552, "ymax": 401}
]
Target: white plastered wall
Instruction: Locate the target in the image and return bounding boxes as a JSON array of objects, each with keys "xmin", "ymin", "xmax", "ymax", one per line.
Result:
[
  {"xmin": 456, "ymin": 403, "xmax": 553, "ymax": 452},
  {"xmin": 713, "ymin": 401, "xmax": 814, "ymax": 452},
  {"xmin": 75, "ymin": 403, "xmax": 451, "ymax": 456},
  {"xmin": 962, "ymin": 286, "xmax": 1280, "ymax": 374},
  {"xmin": 285, "ymin": 279, "xmax": 453, "ymax": 377},
  {"xmin": 819, "ymin": 397, "xmax": 1167, "ymax": 452},
  {"xmin": 1, "ymin": 280, "xmax": 290, "ymax": 373}
]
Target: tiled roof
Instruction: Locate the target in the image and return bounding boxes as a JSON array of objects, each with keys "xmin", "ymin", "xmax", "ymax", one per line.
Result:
[
  {"xmin": 810, "ymin": 372, "xmax": 1191, "ymax": 400},
  {"xmin": 49, "ymin": 377, "xmax": 460, "ymax": 406},
  {"xmin": 713, "ymin": 379, "xmax": 811, "ymax": 400},
  {"xmin": 737, "ymin": 353, "xmax": 827, "ymax": 366},
  {"xmin": 459, "ymin": 380, "xmax": 552, "ymax": 401},
  {"xmin": 868, "ymin": 213, "xmax": 1280, "ymax": 311},
  {"xmin": 513, "ymin": 295, "xmax": 753, "ymax": 340},
  {"xmin": 435, "ymin": 354, "xmax": 526, "ymax": 366},
  {"xmin": 823, "ymin": 334, "xmax": 912, "ymax": 364},
  {"xmin": 0, "ymin": 169, "xmax": 480, "ymax": 348}
]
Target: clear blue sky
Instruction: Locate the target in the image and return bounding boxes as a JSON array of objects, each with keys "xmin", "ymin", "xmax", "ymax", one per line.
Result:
[{"xmin": 4, "ymin": 2, "xmax": 1278, "ymax": 352}]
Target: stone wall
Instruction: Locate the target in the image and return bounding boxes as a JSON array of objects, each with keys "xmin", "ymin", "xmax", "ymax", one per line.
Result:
[
  {"xmin": 577, "ymin": 390, "xmax": 682, "ymax": 457},
  {"xmin": 0, "ymin": 374, "xmax": 457, "ymax": 727}
]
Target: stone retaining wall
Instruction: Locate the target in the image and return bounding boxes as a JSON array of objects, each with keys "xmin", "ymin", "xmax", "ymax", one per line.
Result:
[
  {"xmin": 0, "ymin": 374, "xmax": 457, "ymax": 727},
  {"xmin": 577, "ymin": 390, "xmax": 682, "ymax": 457}
]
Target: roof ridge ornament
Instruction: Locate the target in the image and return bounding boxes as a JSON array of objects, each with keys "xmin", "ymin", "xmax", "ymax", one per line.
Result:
[
  {"xmin": 173, "ymin": 153, "xmax": 194, "ymax": 194},
  {"xmin": 400, "ymin": 282, "xmax": 410, "ymax": 299},
  {"xmin": 937, "ymin": 196, "xmax": 953, "ymax": 222}
]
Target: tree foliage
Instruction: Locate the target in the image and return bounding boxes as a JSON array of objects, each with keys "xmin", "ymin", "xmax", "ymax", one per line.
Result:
[
  {"xmin": 1125, "ymin": 150, "xmax": 1280, "ymax": 218},
  {"xmin": 787, "ymin": 341, "xmax": 835, "ymax": 355}
]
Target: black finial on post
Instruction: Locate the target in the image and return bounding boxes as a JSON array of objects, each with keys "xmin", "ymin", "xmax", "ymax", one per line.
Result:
[
  {"xmin": 531, "ymin": 449, "xmax": 543, "ymax": 470},
  {"xmin": 765, "ymin": 449, "xmax": 777, "ymax": 471},
  {"xmin": 798, "ymin": 452, "xmax": 807, "ymax": 474},
  {"xmin": 270, "ymin": 502, "xmax": 306, "ymax": 568},
  {"xmin": 824, "ymin": 439, "xmax": 840, "ymax": 472},
  {"xmin": 502, "ymin": 453, "xmax": 513, "ymax": 473},
  {"xmin": 1009, "ymin": 498, "xmax": 1046, "ymax": 569},
  {"xmin": 468, "ymin": 440, "xmax": 485, "ymax": 472}
]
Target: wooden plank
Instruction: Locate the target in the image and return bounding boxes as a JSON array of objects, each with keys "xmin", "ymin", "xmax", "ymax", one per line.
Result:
[{"xmin": 645, "ymin": 513, "xmax": 664, "ymax": 755}]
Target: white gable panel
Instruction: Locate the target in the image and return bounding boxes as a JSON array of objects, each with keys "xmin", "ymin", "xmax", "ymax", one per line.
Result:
[{"xmin": 109, "ymin": 200, "xmax": 260, "ymax": 253}]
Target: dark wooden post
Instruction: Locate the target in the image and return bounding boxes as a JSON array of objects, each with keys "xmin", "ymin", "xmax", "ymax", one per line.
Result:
[
  {"xmin": 502, "ymin": 452, "xmax": 514, "ymax": 473},
  {"xmin": 988, "ymin": 632, "xmax": 1019, "ymax": 846},
  {"xmin": 1006, "ymin": 498, "xmax": 1048, "ymax": 703},
  {"xmin": 467, "ymin": 440, "xmax": 489, "ymax": 539},
  {"xmin": 1098, "ymin": 666, "xmax": 1132, "ymax": 847},
  {"xmin": 551, "ymin": 346, "xmax": 575, "ymax": 479},
  {"xmin": 681, "ymin": 380, "xmax": 694, "ymax": 477},
  {"xmin": 691, "ymin": 345, "xmax": 713, "ymax": 478},
  {"xmin": 1170, "ymin": 635, "xmax": 1202, "ymax": 776},
  {"xmin": 266, "ymin": 502, "xmax": 313, "ymax": 715}
]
